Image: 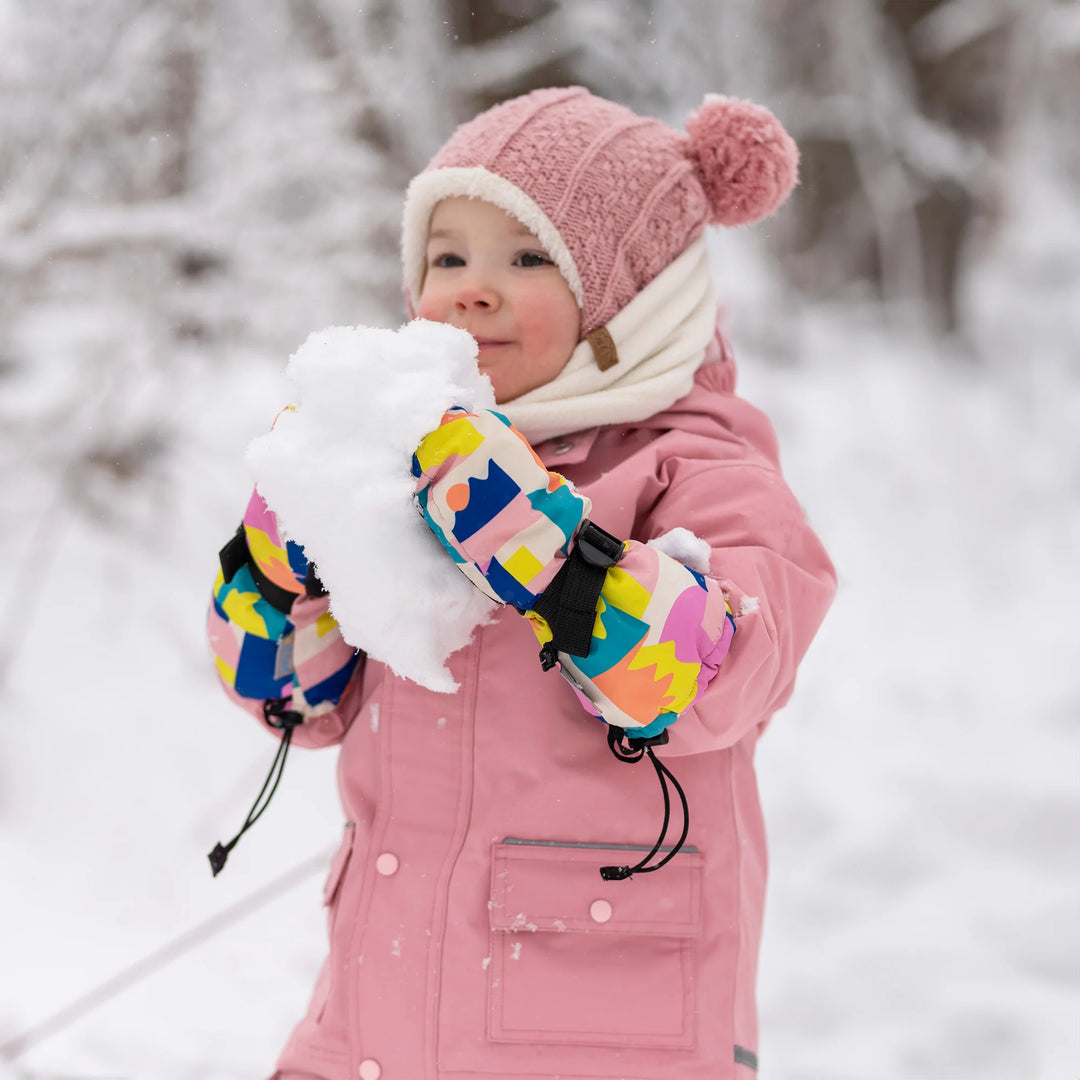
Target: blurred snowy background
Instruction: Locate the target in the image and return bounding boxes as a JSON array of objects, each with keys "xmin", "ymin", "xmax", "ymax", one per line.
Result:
[{"xmin": 0, "ymin": 1, "xmax": 1077, "ymax": 1078}]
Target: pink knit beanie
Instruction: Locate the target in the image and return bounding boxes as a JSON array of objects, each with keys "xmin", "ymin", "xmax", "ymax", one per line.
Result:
[{"xmin": 402, "ymin": 86, "xmax": 798, "ymax": 337}]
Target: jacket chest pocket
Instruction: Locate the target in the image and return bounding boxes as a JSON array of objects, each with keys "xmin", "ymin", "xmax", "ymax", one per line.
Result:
[
  {"xmin": 311, "ymin": 822, "xmax": 356, "ymax": 1030},
  {"xmin": 487, "ymin": 840, "xmax": 703, "ymax": 1051}
]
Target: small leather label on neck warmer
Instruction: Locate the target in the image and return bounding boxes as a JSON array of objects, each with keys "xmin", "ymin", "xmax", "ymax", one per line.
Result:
[{"xmin": 586, "ymin": 326, "xmax": 619, "ymax": 372}]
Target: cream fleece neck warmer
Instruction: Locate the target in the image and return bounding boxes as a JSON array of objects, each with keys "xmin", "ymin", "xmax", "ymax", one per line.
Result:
[{"xmin": 499, "ymin": 236, "xmax": 716, "ymax": 445}]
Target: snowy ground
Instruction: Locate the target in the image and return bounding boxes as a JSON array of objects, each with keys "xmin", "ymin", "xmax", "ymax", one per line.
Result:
[
  {"xmin": 1, "ymin": 177, "xmax": 1078, "ymax": 1080},
  {"xmin": 748, "ymin": 318, "xmax": 1080, "ymax": 1079}
]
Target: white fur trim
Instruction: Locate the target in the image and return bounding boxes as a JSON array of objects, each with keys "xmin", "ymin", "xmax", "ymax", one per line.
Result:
[
  {"xmin": 499, "ymin": 236, "xmax": 716, "ymax": 443},
  {"xmin": 402, "ymin": 167, "xmax": 584, "ymax": 310}
]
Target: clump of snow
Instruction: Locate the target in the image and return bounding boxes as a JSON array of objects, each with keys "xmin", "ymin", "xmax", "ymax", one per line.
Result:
[
  {"xmin": 647, "ymin": 526, "xmax": 712, "ymax": 573},
  {"xmin": 246, "ymin": 320, "xmax": 498, "ymax": 692},
  {"xmin": 739, "ymin": 595, "xmax": 759, "ymax": 616}
]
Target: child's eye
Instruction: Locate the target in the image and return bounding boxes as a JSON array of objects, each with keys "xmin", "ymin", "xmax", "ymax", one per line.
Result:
[
  {"xmin": 515, "ymin": 251, "xmax": 553, "ymax": 268},
  {"xmin": 430, "ymin": 253, "xmax": 465, "ymax": 269}
]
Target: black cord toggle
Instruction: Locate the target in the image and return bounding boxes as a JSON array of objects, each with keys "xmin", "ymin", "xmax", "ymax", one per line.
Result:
[
  {"xmin": 208, "ymin": 698, "xmax": 303, "ymax": 876},
  {"xmin": 598, "ymin": 726, "xmax": 689, "ymax": 881}
]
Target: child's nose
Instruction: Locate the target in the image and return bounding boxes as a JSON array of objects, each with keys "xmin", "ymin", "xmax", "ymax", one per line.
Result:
[{"xmin": 454, "ymin": 280, "xmax": 500, "ymax": 311}]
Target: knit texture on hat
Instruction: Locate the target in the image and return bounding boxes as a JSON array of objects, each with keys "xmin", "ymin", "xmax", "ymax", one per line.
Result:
[{"xmin": 402, "ymin": 86, "xmax": 798, "ymax": 336}]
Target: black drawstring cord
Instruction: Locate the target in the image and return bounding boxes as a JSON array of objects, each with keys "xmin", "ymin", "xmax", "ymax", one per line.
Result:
[
  {"xmin": 208, "ymin": 698, "xmax": 303, "ymax": 876},
  {"xmin": 599, "ymin": 726, "xmax": 690, "ymax": 881}
]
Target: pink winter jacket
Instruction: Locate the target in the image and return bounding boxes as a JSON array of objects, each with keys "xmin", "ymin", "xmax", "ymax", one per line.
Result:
[{"xmin": 209, "ymin": 353, "xmax": 835, "ymax": 1080}]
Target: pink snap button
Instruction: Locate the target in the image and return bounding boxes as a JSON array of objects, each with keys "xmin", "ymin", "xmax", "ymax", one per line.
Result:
[
  {"xmin": 358, "ymin": 1059, "xmax": 381, "ymax": 1080},
  {"xmin": 589, "ymin": 898, "xmax": 613, "ymax": 923},
  {"xmin": 375, "ymin": 852, "xmax": 399, "ymax": 876}
]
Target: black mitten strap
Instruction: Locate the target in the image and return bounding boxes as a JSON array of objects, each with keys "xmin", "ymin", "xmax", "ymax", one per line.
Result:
[
  {"xmin": 219, "ymin": 524, "xmax": 326, "ymax": 614},
  {"xmin": 208, "ymin": 698, "xmax": 303, "ymax": 876},
  {"xmin": 599, "ymin": 726, "xmax": 690, "ymax": 881},
  {"xmin": 533, "ymin": 520, "xmax": 623, "ymax": 661}
]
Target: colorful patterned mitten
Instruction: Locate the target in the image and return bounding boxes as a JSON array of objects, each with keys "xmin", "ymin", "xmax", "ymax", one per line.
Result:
[
  {"xmin": 413, "ymin": 409, "xmax": 736, "ymax": 735},
  {"xmin": 211, "ymin": 488, "xmax": 358, "ymax": 706},
  {"xmin": 547, "ymin": 544, "xmax": 736, "ymax": 735},
  {"xmin": 412, "ymin": 408, "xmax": 591, "ymax": 609}
]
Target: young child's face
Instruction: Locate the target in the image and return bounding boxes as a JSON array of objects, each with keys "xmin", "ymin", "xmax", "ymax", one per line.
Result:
[{"xmin": 417, "ymin": 197, "xmax": 581, "ymax": 404}]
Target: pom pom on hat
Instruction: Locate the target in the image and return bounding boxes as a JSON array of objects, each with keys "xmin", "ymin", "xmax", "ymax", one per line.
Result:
[{"xmin": 685, "ymin": 94, "xmax": 799, "ymax": 226}]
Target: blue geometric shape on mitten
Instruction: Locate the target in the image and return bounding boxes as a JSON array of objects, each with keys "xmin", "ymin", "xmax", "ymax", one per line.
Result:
[
  {"xmin": 483, "ymin": 556, "xmax": 541, "ymax": 611},
  {"xmin": 451, "ymin": 459, "xmax": 520, "ymax": 543},
  {"xmin": 234, "ymin": 632, "xmax": 294, "ymax": 700},
  {"xmin": 305, "ymin": 650, "xmax": 361, "ymax": 706},
  {"xmin": 686, "ymin": 566, "xmax": 708, "ymax": 590},
  {"xmin": 286, "ymin": 538, "xmax": 309, "ymax": 583}
]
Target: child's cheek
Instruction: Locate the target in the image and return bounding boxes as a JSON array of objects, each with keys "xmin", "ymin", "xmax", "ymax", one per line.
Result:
[
  {"xmin": 518, "ymin": 295, "xmax": 580, "ymax": 365},
  {"xmin": 415, "ymin": 289, "xmax": 448, "ymax": 323}
]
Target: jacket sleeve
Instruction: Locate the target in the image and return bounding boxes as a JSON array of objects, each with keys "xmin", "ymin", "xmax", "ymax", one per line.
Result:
[
  {"xmin": 206, "ymin": 488, "xmax": 364, "ymax": 749},
  {"xmin": 634, "ymin": 453, "xmax": 836, "ymax": 757}
]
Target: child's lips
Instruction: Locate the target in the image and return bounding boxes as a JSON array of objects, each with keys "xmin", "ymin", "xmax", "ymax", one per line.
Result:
[{"xmin": 474, "ymin": 338, "xmax": 513, "ymax": 353}]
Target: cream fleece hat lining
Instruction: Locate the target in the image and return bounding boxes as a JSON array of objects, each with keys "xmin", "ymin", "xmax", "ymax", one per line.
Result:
[{"xmin": 402, "ymin": 166, "xmax": 585, "ymax": 312}]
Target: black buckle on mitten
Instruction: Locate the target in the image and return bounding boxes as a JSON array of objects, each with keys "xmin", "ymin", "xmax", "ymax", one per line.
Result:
[
  {"xmin": 533, "ymin": 520, "xmax": 623, "ymax": 662},
  {"xmin": 219, "ymin": 524, "xmax": 326, "ymax": 613}
]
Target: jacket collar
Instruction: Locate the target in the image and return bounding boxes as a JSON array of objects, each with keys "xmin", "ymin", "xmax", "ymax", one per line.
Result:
[{"xmin": 531, "ymin": 356, "xmax": 735, "ymax": 468}]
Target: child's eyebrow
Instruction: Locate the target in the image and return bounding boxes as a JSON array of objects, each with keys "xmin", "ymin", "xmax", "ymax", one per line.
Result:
[{"xmin": 427, "ymin": 228, "xmax": 456, "ymax": 241}]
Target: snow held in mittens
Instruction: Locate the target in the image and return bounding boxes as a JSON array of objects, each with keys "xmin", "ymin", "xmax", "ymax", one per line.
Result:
[{"xmin": 246, "ymin": 319, "xmax": 498, "ymax": 692}]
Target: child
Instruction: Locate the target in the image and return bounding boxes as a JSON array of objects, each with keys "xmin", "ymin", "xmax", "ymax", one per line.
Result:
[{"xmin": 208, "ymin": 87, "xmax": 836, "ymax": 1080}]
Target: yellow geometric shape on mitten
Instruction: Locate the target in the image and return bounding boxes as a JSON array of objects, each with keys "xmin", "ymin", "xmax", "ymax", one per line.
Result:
[
  {"xmin": 591, "ymin": 595, "xmax": 609, "ymax": 640},
  {"xmin": 414, "ymin": 416, "xmax": 485, "ymax": 474},
  {"xmin": 600, "ymin": 566, "xmax": 652, "ymax": 621},
  {"xmin": 592, "ymin": 637, "xmax": 699, "ymax": 720},
  {"xmin": 215, "ymin": 655, "xmax": 238, "ymax": 687},
  {"xmin": 502, "ymin": 545, "xmax": 545, "ymax": 587},
  {"xmin": 524, "ymin": 610, "xmax": 554, "ymax": 645},
  {"xmin": 626, "ymin": 639, "xmax": 699, "ymax": 714},
  {"xmin": 221, "ymin": 588, "xmax": 270, "ymax": 639},
  {"xmin": 245, "ymin": 527, "xmax": 305, "ymax": 594}
]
